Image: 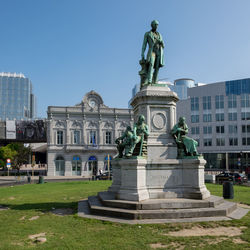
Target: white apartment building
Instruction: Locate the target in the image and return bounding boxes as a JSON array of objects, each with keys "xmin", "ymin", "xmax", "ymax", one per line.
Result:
[{"xmin": 47, "ymin": 91, "xmax": 133, "ymax": 176}]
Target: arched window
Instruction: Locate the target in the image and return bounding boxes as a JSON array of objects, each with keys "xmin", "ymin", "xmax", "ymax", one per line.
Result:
[
  {"xmin": 55, "ymin": 156, "xmax": 65, "ymax": 176},
  {"xmin": 88, "ymin": 156, "xmax": 97, "ymax": 176},
  {"xmin": 72, "ymin": 155, "xmax": 81, "ymax": 176}
]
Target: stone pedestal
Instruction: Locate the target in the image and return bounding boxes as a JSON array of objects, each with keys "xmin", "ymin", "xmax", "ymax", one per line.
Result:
[
  {"xmin": 146, "ymin": 158, "xmax": 210, "ymax": 199},
  {"xmin": 110, "ymin": 157, "xmax": 210, "ymax": 201},
  {"xmin": 130, "ymin": 86, "xmax": 179, "ymax": 161},
  {"xmin": 109, "ymin": 158, "xmax": 149, "ymax": 201}
]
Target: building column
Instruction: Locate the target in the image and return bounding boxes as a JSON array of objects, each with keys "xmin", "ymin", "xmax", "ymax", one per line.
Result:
[{"xmin": 66, "ymin": 119, "xmax": 70, "ymax": 145}]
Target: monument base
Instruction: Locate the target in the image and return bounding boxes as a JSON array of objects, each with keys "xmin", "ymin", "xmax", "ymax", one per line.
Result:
[
  {"xmin": 109, "ymin": 158, "xmax": 149, "ymax": 201},
  {"xmin": 109, "ymin": 157, "xmax": 210, "ymax": 201}
]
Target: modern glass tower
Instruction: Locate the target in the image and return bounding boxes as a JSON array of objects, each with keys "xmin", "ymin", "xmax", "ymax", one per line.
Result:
[
  {"xmin": 171, "ymin": 78, "xmax": 195, "ymax": 100},
  {"xmin": 0, "ymin": 72, "xmax": 36, "ymax": 120},
  {"xmin": 177, "ymin": 78, "xmax": 250, "ymax": 171}
]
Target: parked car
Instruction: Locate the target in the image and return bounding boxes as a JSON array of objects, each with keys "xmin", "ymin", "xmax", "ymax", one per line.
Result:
[
  {"xmin": 96, "ymin": 171, "xmax": 112, "ymax": 180},
  {"xmin": 231, "ymin": 173, "xmax": 248, "ymax": 184},
  {"xmin": 215, "ymin": 172, "xmax": 234, "ymax": 184}
]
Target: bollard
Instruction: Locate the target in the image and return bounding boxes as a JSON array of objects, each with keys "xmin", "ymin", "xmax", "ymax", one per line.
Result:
[
  {"xmin": 39, "ymin": 176, "xmax": 44, "ymax": 184},
  {"xmin": 27, "ymin": 176, "xmax": 31, "ymax": 184},
  {"xmin": 223, "ymin": 181, "xmax": 234, "ymax": 199}
]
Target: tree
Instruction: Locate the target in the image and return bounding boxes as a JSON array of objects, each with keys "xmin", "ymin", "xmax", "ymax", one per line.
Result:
[
  {"xmin": 8, "ymin": 143, "xmax": 31, "ymax": 169},
  {"xmin": 0, "ymin": 145, "xmax": 17, "ymax": 169}
]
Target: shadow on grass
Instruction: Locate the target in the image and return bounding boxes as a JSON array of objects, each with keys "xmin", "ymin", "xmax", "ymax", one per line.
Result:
[{"xmin": 0, "ymin": 201, "xmax": 78, "ymax": 213}]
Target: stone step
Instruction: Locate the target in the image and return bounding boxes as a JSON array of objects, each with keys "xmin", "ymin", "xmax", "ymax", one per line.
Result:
[
  {"xmin": 88, "ymin": 195, "xmax": 237, "ymax": 220},
  {"xmin": 98, "ymin": 192, "xmax": 224, "ymax": 210}
]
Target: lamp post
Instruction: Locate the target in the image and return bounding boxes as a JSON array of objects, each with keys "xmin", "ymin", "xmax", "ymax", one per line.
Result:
[
  {"xmin": 240, "ymin": 151, "xmax": 243, "ymax": 173},
  {"xmin": 108, "ymin": 154, "xmax": 110, "ymax": 180}
]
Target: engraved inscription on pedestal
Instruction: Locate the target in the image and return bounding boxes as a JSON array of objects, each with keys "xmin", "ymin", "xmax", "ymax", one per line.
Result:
[{"xmin": 147, "ymin": 170, "xmax": 181, "ymax": 188}]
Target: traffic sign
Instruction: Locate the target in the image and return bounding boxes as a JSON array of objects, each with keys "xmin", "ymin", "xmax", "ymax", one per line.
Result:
[
  {"xmin": 6, "ymin": 163, "xmax": 11, "ymax": 168},
  {"xmin": 7, "ymin": 159, "xmax": 11, "ymax": 163},
  {"xmin": 237, "ymin": 157, "xmax": 241, "ymax": 167}
]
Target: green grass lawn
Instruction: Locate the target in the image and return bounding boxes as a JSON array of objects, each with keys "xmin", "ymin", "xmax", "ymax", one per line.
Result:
[{"xmin": 0, "ymin": 181, "xmax": 249, "ymax": 250}]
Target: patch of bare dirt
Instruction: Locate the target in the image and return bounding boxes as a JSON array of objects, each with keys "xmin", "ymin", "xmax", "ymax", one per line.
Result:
[
  {"xmin": 29, "ymin": 216, "xmax": 40, "ymax": 221},
  {"xmin": 238, "ymin": 203, "xmax": 250, "ymax": 209},
  {"xmin": 150, "ymin": 243, "xmax": 165, "ymax": 249},
  {"xmin": 167, "ymin": 226, "xmax": 245, "ymax": 237},
  {"xmin": 9, "ymin": 196, "xmax": 15, "ymax": 200},
  {"xmin": 232, "ymin": 238, "xmax": 248, "ymax": 244},
  {"xmin": 51, "ymin": 208, "xmax": 74, "ymax": 216},
  {"xmin": 206, "ymin": 237, "xmax": 227, "ymax": 245},
  {"xmin": 11, "ymin": 242, "xmax": 24, "ymax": 246},
  {"xmin": 19, "ymin": 216, "xmax": 26, "ymax": 220},
  {"xmin": 28, "ymin": 232, "xmax": 47, "ymax": 244},
  {"xmin": 150, "ymin": 242, "xmax": 184, "ymax": 249}
]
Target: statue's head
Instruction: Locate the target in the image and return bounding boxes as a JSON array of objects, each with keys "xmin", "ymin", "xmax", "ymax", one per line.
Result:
[
  {"xmin": 151, "ymin": 20, "xmax": 159, "ymax": 31},
  {"xmin": 138, "ymin": 114, "xmax": 145, "ymax": 124},
  {"xmin": 179, "ymin": 117, "xmax": 186, "ymax": 125},
  {"xmin": 126, "ymin": 126, "xmax": 132, "ymax": 131}
]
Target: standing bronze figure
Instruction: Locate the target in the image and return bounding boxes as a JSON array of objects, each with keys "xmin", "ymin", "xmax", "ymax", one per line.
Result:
[{"xmin": 140, "ymin": 20, "xmax": 165, "ymax": 87}]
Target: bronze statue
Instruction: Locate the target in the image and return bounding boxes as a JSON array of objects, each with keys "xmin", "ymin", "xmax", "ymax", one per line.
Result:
[
  {"xmin": 140, "ymin": 20, "xmax": 165, "ymax": 87},
  {"xmin": 115, "ymin": 126, "xmax": 135, "ymax": 158},
  {"xmin": 115, "ymin": 115, "xmax": 149, "ymax": 158},
  {"xmin": 171, "ymin": 117, "xmax": 199, "ymax": 158}
]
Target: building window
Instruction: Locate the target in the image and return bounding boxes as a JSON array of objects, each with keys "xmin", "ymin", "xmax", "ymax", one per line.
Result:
[
  {"xmin": 228, "ymin": 112, "xmax": 237, "ymax": 121},
  {"xmin": 89, "ymin": 131, "xmax": 97, "ymax": 145},
  {"xmin": 57, "ymin": 131, "xmax": 63, "ymax": 145},
  {"xmin": 216, "ymin": 138, "xmax": 225, "ymax": 146},
  {"xmin": 191, "ymin": 115, "xmax": 199, "ymax": 123},
  {"xmin": 242, "ymin": 137, "xmax": 250, "ymax": 146},
  {"xmin": 242, "ymin": 125, "xmax": 250, "ymax": 133},
  {"xmin": 216, "ymin": 113, "xmax": 224, "ymax": 121},
  {"xmin": 228, "ymin": 95, "xmax": 237, "ymax": 108},
  {"xmin": 203, "ymin": 126, "xmax": 212, "ymax": 134},
  {"xmin": 216, "ymin": 126, "xmax": 224, "ymax": 133},
  {"xmin": 204, "ymin": 138, "xmax": 212, "ymax": 146},
  {"xmin": 196, "ymin": 139, "xmax": 200, "ymax": 147},
  {"xmin": 55, "ymin": 156, "xmax": 65, "ymax": 176},
  {"xmin": 241, "ymin": 112, "xmax": 250, "ymax": 120},
  {"xmin": 241, "ymin": 94, "xmax": 250, "ymax": 107},
  {"xmin": 72, "ymin": 156, "xmax": 81, "ymax": 176},
  {"xmin": 226, "ymin": 79, "xmax": 250, "ymax": 95},
  {"xmin": 203, "ymin": 96, "xmax": 211, "ymax": 110},
  {"xmin": 215, "ymin": 95, "xmax": 224, "ymax": 109},
  {"xmin": 229, "ymin": 138, "xmax": 238, "ymax": 146},
  {"xmin": 191, "ymin": 127, "xmax": 195, "ymax": 134},
  {"xmin": 203, "ymin": 114, "xmax": 212, "ymax": 122},
  {"xmin": 105, "ymin": 131, "xmax": 112, "ymax": 144},
  {"xmin": 191, "ymin": 97, "xmax": 199, "ymax": 111},
  {"xmin": 118, "ymin": 130, "xmax": 125, "ymax": 137},
  {"xmin": 229, "ymin": 125, "xmax": 237, "ymax": 134},
  {"xmin": 88, "ymin": 156, "xmax": 97, "ymax": 175},
  {"xmin": 191, "ymin": 127, "xmax": 199, "ymax": 135},
  {"xmin": 73, "ymin": 130, "xmax": 80, "ymax": 144}
]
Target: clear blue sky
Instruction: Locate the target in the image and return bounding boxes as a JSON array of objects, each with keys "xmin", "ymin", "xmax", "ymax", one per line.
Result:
[{"xmin": 0, "ymin": 0, "xmax": 250, "ymax": 118}]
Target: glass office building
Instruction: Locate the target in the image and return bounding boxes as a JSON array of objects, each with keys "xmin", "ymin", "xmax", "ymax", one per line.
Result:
[
  {"xmin": 177, "ymin": 78, "xmax": 250, "ymax": 171},
  {"xmin": 0, "ymin": 73, "xmax": 36, "ymax": 120},
  {"xmin": 171, "ymin": 78, "xmax": 195, "ymax": 100}
]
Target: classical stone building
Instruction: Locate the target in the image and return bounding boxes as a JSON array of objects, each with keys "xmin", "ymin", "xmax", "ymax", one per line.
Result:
[{"xmin": 47, "ymin": 91, "xmax": 133, "ymax": 177}]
